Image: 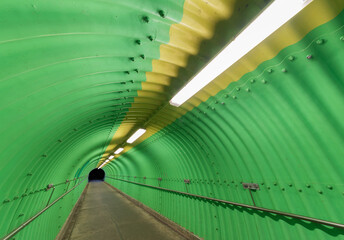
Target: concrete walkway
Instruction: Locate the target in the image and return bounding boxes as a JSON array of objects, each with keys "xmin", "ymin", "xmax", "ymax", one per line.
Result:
[{"xmin": 60, "ymin": 181, "xmax": 186, "ymax": 240}]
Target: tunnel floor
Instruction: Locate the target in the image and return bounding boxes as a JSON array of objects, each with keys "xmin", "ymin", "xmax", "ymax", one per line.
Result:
[{"xmin": 60, "ymin": 181, "xmax": 186, "ymax": 240}]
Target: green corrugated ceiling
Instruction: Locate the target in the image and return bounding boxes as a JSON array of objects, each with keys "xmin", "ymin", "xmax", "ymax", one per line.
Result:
[{"xmin": 0, "ymin": 0, "xmax": 343, "ymax": 239}]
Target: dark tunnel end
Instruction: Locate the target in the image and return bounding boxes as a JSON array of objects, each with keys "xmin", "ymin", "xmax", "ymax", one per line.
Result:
[{"xmin": 88, "ymin": 168, "xmax": 105, "ymax": 181}]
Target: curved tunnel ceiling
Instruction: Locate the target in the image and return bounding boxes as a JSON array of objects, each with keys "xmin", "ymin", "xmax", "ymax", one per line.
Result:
[{"xmin": 0, "ymin": 0, "xmax": 343, "ymax": 239}]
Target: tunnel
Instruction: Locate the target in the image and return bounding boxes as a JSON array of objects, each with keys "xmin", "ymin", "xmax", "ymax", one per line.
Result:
[
  {"xmin": 0, "ymin": 0, "xmax": 343, "ymax": 239},
  {"xmin": 88, "ymin": 169, "xmax": 105, "ymax": 181}
]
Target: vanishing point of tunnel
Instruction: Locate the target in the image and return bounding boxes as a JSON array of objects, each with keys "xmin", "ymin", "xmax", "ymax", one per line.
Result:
[{"xmin": 0, "ymin": 0, "xmax": 343, "ymax": 239}]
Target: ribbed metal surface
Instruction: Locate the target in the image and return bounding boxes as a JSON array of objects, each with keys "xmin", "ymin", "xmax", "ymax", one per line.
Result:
[
  {"xmin": 106, "ymin": 10, "xmax": 344, "ymax": 240},
  {"xmin": 0, "ymin": 0, "xmax": 343, "ymax": 239},
  {"xmin": 0, "ymin": 0, "xmax": 186, "ymax": 238},
  {"xmin": 98, "ymin": 0, "xmax": 270, "ymax": 161}
]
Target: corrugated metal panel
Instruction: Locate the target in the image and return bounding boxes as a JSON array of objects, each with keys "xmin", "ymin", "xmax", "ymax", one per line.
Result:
[
  {"xmin": 0, "ymin": 0, "xmax": 186, "ymax": 238},
  {"xmin": 0, "ymin": 0, "xmax": 343, "ymax": 239},
  {"xmin": 106, "ymin": 9, "xmax": 344, "ymax": 240}
]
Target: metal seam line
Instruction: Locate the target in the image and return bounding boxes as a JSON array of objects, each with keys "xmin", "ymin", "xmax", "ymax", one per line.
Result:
[
  {"xmin": 107, "ymin": 177, "xmax": 344, "ymax": 229},
  {"xmin": 1, "ymin": 178, "xmax": 87, "ymax": 240}
]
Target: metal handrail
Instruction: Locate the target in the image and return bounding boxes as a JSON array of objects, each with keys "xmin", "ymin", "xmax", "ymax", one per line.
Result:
[
  {"xmin": 107, "ymin": 177, "xmax": 344, "ymax": 229},
  {"xmin": 53, "ymin": 175, "xmax": 87, "ymax": 187},
  {"xmin": 1, "ymin": 178, "xmax": 87, "ymax": 240}
]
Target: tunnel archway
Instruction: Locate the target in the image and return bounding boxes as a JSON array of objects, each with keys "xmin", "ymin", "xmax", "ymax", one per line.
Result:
[{"xmin": 88, "ymin": 168, "xmax": 105, "ymax": 181}]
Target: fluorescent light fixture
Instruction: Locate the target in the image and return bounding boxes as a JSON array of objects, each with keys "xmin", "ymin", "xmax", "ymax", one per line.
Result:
[
  {"xmin": 105, "ymin": 159, "xmax": 109, "ymax": 162},
  {"xmin": 127, "ymin": 128, "xmax": 146, "ymax": 144},
  {"xmin": 108, "ymin": 155, "xmax": 114, "ymax": 159},
  {"xmin": 99, "ymin": 161, "xmax": 108, "ymax": 169},
  {"xmin": 115, "ymin": 147, "xmax": 124, "ymax": 154},
  {"xmin": 169, "ymin": 0, "xmax": 312, "ymax": 107}
]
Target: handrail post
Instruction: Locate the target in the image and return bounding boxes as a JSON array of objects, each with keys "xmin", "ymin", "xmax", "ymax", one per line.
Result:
[
  {"xmin": 46, "ymin": 183, "xmax": 55, "ymax": 207},
  {"xmin": 65, "ymin": 180, "xmax": 71, "ymax": 193}
]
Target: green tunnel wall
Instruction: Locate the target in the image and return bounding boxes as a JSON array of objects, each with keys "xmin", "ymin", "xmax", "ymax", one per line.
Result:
[
  {"xmin": 0, "ymin": 0, "xmax": 343, "ymax": 239},
  {"xmin": 105, "ymin": 11, "xmax": 344, "ymax": 240},
  {"xmin": 0, "ymin": 0, "xmax": 185, "ymax": 239}
]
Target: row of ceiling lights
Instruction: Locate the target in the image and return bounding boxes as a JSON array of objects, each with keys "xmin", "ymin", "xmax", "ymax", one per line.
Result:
[
  {"xmin": 99, "ymin": 0, "xmax": 310, "ymax": 168},
  {"xmin": 98, "ymin": 128, "xmax": 146, "ymax": 168}
]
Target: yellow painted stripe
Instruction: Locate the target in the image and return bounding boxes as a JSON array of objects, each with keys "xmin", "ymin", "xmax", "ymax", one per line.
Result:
[{"xmin": 100, "ymin": 0, "xmax": 344, "ymax": 167}]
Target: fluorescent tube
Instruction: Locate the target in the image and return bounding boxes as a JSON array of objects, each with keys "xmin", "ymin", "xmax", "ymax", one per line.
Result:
[
  {"xmin": 169, "ymin": 0, "xmax": 312, "ymax": 107},
  {"xmin": 115, "ymin": 148, "xmax": 124, "ymax": 154},
  {"xmin": 127, "ymin": 129, "xmax": 146, "ymax": 144},
  {"xmin": 108, "ymin": 155, "xmax": 114, "ymax": 159}
]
